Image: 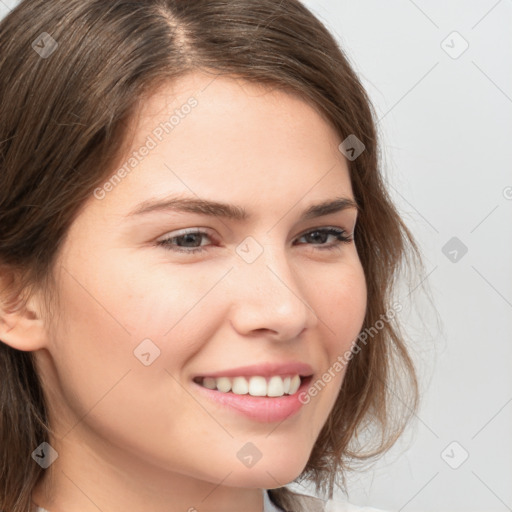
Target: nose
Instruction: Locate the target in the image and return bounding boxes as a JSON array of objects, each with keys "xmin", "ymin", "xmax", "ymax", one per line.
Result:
[{"xmin": 227, "ymin": 241, "xmax": 319, "ymax": 342}]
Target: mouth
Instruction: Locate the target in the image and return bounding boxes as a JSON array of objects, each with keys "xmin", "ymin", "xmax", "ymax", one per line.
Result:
[
  {"xmin": 192, "ymin": 373, "xmax": 312, "ymax": 398},
  {"xmin": 191, "ymin": 369, "xmax": 314, "ymax": 423}
]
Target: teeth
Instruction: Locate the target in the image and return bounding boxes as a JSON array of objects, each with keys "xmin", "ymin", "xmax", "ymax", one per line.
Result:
[
  {"xmin": 203, "ymin": 377, "xmax": 217, "ymax": 390},
  {"xmin": 199, "ymin": 374, "xmax": 303, "ymax": 397},
  {"xmin": 267, "ymin": 375, "xmax": 285, "ymax": 397},
  {"xmin": 288, "ymin": 375, "xmax": 301, "ymax": 394},
  {"xmin": 216, "ymin": 377, "xmax": 231, "ymax": 393},
  {"xmin": 232, "ymin": 376, "xmax": 249, "ymax": 395},
  {"xmin": 248, "ymin": 376, "xmax": 267, "ymax": 396}
]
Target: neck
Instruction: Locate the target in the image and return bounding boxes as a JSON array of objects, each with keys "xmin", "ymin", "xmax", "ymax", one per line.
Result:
[{"xmin": 32, "ymin": 428, "xmax": 264, "ymax": 512}]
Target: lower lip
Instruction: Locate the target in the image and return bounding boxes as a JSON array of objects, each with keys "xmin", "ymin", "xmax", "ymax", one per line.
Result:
[{"xmin": 192, "ymin": 377, "xmax": 312, "ymax": 423}]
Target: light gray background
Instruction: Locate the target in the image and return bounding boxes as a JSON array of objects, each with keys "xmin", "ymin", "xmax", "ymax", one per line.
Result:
[
  {"xmin": 295, "ymin": 2, "xmax": 512, "ymax": 511},
  {"xmin": 1, "ymin": 1, "xmax": 511, "ymax": 511}
]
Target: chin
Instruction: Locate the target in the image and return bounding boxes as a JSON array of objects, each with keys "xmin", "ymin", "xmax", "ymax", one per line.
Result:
[{"xmin": 221, "ymin": 450, "xmax": 310, "ymax": 489}]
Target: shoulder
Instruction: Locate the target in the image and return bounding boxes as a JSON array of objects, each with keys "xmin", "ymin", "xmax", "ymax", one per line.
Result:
[{"xmin": 289, "ymin": 491, "xmax": 392, "ymax": 512}]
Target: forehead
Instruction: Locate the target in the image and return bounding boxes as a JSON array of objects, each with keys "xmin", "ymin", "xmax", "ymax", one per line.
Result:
[
  {"xmin": 89, "ymin": 71, "xmax": 353, "ymax": 220},
  {"xmin": 130, "ymin": 71, "xmax": 342, "ymax": 162}
]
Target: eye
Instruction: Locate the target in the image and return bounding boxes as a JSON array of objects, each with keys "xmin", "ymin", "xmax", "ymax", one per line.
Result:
[
  {"xmin": 294, "ymin": 227, "xmax": 352, "ymax": 250},
  {"xmin": 156, "ymin": 226, "xmax": 353, "ymax": 254},
  {"xmin": 156, "ymin": 228, "xmax": 214, "ymax": 254}
]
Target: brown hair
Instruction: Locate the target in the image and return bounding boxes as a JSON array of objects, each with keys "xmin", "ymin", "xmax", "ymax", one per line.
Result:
[{"xmin": 0, "ymin": 1, "xmax": 422, "ymax": 510}]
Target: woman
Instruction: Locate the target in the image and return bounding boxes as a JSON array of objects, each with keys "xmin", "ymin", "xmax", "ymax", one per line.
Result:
[{"xmin": 0, "ymin": 1, "xmax": 421, "ymax": 511}]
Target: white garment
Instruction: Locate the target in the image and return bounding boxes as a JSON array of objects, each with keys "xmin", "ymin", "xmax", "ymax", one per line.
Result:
[
  {"xmin": 263, "ymin": 489, "xmax": 392, "ymax": 512},
  {"xmin": 33, "ymin": 489, "xmax": 390, "ymax": 512}
]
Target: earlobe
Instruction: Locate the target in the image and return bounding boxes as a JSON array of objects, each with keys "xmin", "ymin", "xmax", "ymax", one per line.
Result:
[{"xmin": 0, "ymin": 293, "xmax": 48, "ymax": 352}]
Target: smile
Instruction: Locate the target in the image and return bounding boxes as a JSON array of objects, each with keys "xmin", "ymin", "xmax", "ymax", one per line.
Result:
[
  {"xmin": 192, "ymin": 375, "xmax": 314, "ymax": 423},
  {"xmin": 193, "ymin": 374, "xmax": 302, "ymax": 397}
]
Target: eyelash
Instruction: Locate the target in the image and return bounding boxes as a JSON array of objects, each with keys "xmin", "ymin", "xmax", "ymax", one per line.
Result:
[{"xmin": 156, "ymin": 227, "xmax": 353, "ymax": 254}]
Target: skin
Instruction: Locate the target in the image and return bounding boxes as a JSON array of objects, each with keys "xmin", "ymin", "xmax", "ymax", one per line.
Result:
[{"xmin": 1, "ymin": 71, "xmax": 367, "ymax": 512}]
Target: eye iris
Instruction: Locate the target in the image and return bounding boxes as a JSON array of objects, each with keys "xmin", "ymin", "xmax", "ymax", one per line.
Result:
[
  {"xmin": 178, "ymin": 233, "xmax": 202, "ymax": 247},
  {"xmin": 306, "ymin": 230, "xmax": 328, "ymax": 244}
]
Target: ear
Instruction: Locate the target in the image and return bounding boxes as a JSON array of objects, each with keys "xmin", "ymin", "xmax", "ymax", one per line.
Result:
[{"xmin": 0, "ymin": 287, "xmax": 48, "ymax": 352}]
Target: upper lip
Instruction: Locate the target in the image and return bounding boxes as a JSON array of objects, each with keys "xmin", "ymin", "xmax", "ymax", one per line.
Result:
[{"xmin": 194, "ymin": 362, "xmax": 314, "ymax": 379}]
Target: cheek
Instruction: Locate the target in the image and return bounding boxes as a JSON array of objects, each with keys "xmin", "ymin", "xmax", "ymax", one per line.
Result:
[
  {"xmin": 46, "ymin": 263, "xmax": 225, "ymax": 471},
  {"xmin": 48, "ymin": 253, "xmax": 228, "ymax": 409},
  {"xmin": 46, "ymin": 266, "xmax": 139, "ymax": 424},
  {"xmin": 316, "ymin": 258, "xmax": 367, "ymax": 351},
  {"xmin": 301, "ymin": 258, "xmax": 366, "ymax": 409}
]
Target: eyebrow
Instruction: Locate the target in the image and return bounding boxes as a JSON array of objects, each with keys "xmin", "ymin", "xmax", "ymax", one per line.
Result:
[{"xmin": 126, "ymin": 195, "xmax": 359, "ymax": 222}]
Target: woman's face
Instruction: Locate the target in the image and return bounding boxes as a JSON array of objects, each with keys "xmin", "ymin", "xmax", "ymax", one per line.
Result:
[{"xmin": 35, "ymin": 71, "xmax": 366, "ymax": 497}]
